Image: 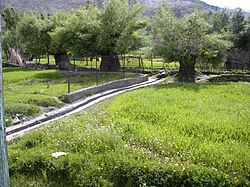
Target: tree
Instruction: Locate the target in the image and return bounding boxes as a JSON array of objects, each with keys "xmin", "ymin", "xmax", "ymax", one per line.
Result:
[
  {"xmin": 16, "ymin": 12, "xmax": 51, "ymax": 61},
  {"xmin": 199, "ymin": 9, "xmax": 233, "ymax": 69},
  {"xmin": 200, "ymin": 33, "xmax": 232, "ymax": 69},
  {"xmin": 153, "ymin": 4, "xmax": 231, "ymax": 82},
  {"xmin": 16, "ymin": 11, "xmax": 72, "ymax": 70},
  {"xmin": 2, "ymin": 8, "xmax": 22, "ymax": 62},
  {"xmin": 221, "ymin": 8, "xmax": 250, "ymax": 70},
  {"xmin": 48, "ymin": 11, "xmax": 76, "ymax": 70},
  {"xmin": 230, "ymin": 8, "xmax": 246, "ymax": 48},
  {"xmin": 50, "ymin": 6, "xmax": 100, "ymax": 59},
  {"xmin": 206, "ymin": 9, "xmax": 231, "ymax": 33},
  {"xmin": 2, "ymin": 7, "xmax": 20, "ymax": 31},
  {"xmin": 241, "ymin": 17, "xmax": 250, "ymax": 51},
  {"xmin": 98, "ymin": 0, "xmax": 146, "ymax": 71}
]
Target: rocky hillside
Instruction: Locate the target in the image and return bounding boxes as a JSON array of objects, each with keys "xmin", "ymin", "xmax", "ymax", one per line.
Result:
[
  {"xmin": 2, "ymin": 0, "xmax": 220, "ymax": 15},
  {"xmin": 139, "ymin": 0, "xmax": 220, "ymax": 16}
]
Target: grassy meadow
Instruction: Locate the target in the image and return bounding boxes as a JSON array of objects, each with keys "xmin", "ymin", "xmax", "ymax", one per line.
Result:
[
  {"xmin": 3, "ymin": 68, "xmax": 135, "ymax": 125},
  {"xmin": 8, "ymin": 82, "xmax": 250, "ymax": 186}
]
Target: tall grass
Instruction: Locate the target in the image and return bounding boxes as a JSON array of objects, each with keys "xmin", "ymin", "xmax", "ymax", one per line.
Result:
[
  {"xmin": 3, "ymin": 68, "xmax": 135, "ymax": 125},
  {"xmin": 8, "ymin": 82, "xmax": 250, "ymax": 186}
]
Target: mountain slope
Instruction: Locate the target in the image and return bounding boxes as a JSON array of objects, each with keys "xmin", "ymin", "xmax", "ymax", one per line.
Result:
[{"xmin": 2, "ymin": 0, "xmax": 220, "ymax": 15}]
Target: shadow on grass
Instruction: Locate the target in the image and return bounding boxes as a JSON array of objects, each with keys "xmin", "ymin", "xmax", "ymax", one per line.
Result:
[
  {"xmin": 34, "ymin": 71, "xmax": 64, "ymax": 80},
  {"xmin": 3, "ymin": 67, "xmax": 34, "ymax": 73}
]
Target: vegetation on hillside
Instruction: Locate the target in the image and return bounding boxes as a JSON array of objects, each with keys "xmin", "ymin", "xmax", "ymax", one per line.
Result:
[
  {"xmin": 8, "ymin": 82, "xmax": 250, "ymax": 186},
  {"xmin": 1, "ymin": 0, "xmax": 221, "ymax": 15},
  {"xmin": 2, "ymin": 1, "xmax": 250, "ymax": 82}
]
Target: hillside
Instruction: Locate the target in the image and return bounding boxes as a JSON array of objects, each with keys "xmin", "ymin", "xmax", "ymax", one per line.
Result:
[{"xmin": 2, "ymin": 0, "xmax": 220, "ymax": 15}]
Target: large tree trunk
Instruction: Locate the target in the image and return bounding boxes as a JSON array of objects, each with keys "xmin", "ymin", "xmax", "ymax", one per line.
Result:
[
  {"xmin": 100, "ymin": 55, "xmax": 120, "ymax": 71},
  {"xmin": 9, "ymin": 48, "xmax": 26, "ymax": 66},
  {"xmin": 54, "ymin": 52, "xmax": 70, "ymax": 70},
  {"xmin": 178, "ymin": 61, "xmax": 195, "ymax": 82}
]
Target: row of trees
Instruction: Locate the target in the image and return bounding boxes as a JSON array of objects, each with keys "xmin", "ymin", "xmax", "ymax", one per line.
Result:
[
  {"xmin": 2, "ymin": 0, "xmax": 146, "ymax": 71},
  {"xmin": 2, "ymin": 0, "xmax": 250, "ymax": 82}
]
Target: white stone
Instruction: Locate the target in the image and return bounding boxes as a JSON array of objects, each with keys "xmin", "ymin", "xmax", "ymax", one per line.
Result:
[{"xmin": 51, "ymin": 152, "xmax": 68, "ymax": 159}]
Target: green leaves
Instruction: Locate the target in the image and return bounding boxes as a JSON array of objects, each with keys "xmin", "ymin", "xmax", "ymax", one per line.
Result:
[
  {"xmin": 47, "ymin": 1, "xmax": 146, "ymax": 57},
  {"xmin": 201, "ymin": 33, "xmax": 232, "ymax": 67},
  {"xmin": 98, "ymin": 0, "xmax": 145, "ymax": 55},
  {"xmin": 154, "ymin": 4, "xmax": 211, "ymax": 62},
  {"xmin": 16, "ymin": 12, "xmax": 51, "ymax": 56},
  {"xmin": 50, "ymin": 7, "xmax": 100, "ymax": 57},
  {"xmin": 153, "ymin": 3, "xmax": 232, "ymax": 81},
  {"xmin": 2, "ymin": 7, "xmax": 20, "ymax": 31}
]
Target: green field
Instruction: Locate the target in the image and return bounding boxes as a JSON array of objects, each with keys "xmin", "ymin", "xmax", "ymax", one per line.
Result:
[
  {"xmin": 8, "ymin": 82, "xmax": 250, "ymax": 186},
  {"xmin": 3, "ymin": 68, "xmax": 135, "ymax": 125}
]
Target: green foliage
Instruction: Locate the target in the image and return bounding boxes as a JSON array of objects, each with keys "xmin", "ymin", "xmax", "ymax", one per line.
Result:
[
  {"xmin": 2, "ymin": 7, "xmax": 20, "ymax": 30},
  {"xmin": 50, "ymin": 6, "xmax": 100, "ymax": 57},
  {"xmin": 232, "ymin": 10, "xmax": 250, "ymax": 50},
  {"xmin": 206, "ymin": 8, "xmax": 249, "ymax": 50},
  {"xmin": 153, "ymin": 3, "xmax": 232, "ymax": 81},
  {"xmin": 2, "ymin": 8, "xmax": 22, "ymax": 53},
  {"xmin": 204, "ymin": 9, "xmax": 231, "ymax": 33},
  {"xmin": 2, "ymin": 2, "xmax": 249, "ymax": 72},
  {"xmin": 200, "ymin": 33, "xmax": 232, "ymax": 67},
  {"xmin": 9, "ymin": 83, "xmax": 250, "ymax": 186},
  {"xmin": 228, "ymin": 8, "xmax": 248, "ymax": 51},
  {"xmin": 154, "ymin": 7, "xmax": 207, "ymax": 62},
  {"xmin": 9, "ymin": 2, "xmax": 146, "ymax": 68},
  {"xmin": 2, "ymin": 30, "xmax": 19, "ymax": 53},
  {"xmin": 154, "ymin": 3, "xmax": 229, "ymax": 63},
  {"xmin": 98, "ymin": 0, "xmax": 146, "ymax": 56},
  {"xmin": 47, "ymin": 11, "xmax": 70, "ymax": 55},
  {"xmin": 16, "ymin": 12, "xmax": 51, "ymax": 57},
  {"xmin": 48, "ymin": 0, "xmax": 146, "ymax": 71},
  {"xmin": 230, "ymin": 8, "xmax": 246, "ymax": 37}
]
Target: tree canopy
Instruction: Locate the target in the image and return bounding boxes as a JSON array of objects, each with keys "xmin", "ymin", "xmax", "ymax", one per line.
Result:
[
  {"xmin": 98, "ymin": 0, "xmax": 145, "ymax": 56},
  {"xmin": 16, "ymin": 13, "xmax": 51, "ymax": 58},
  {"xmin": 2, "ymin": 8, "xmax": 21, "ymax": 54},
  {"xmin": 50, "ymin": 6, "xmax": 100, "ymax": 58},
  {"xmin": 153, "ymin": 4, "xmax": 231, "ymax": 82},
  {"xmin": 97, "ymin": 0, "xmax": 146, "ymax": 71},
  {"xmin": 2, "ymin": 2, "xmax": 249, "ymax": 77}
]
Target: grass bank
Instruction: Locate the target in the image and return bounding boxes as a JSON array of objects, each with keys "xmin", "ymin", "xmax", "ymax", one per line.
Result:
[
  {"xmin": 3, "ymin": 67, "xmax": 135, "ymax": 125},
  {"xmin": 8, "ymin": 82, "xmax": 250, "ymax": 186}
]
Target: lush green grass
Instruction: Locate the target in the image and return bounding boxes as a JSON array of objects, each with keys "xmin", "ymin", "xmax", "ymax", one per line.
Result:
[
  {"xmin": 8, "ymin": 82, "xmax": 250, "ymax": 186},
  {"xmin": 3, "ymin": 67, "xmax": 135, "ymax": 125}
]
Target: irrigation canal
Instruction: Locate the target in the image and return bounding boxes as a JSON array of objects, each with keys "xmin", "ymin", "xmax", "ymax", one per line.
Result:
[{"xmin": 6, "ymin": 77, "xmax": 166, "ymax": 141}]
